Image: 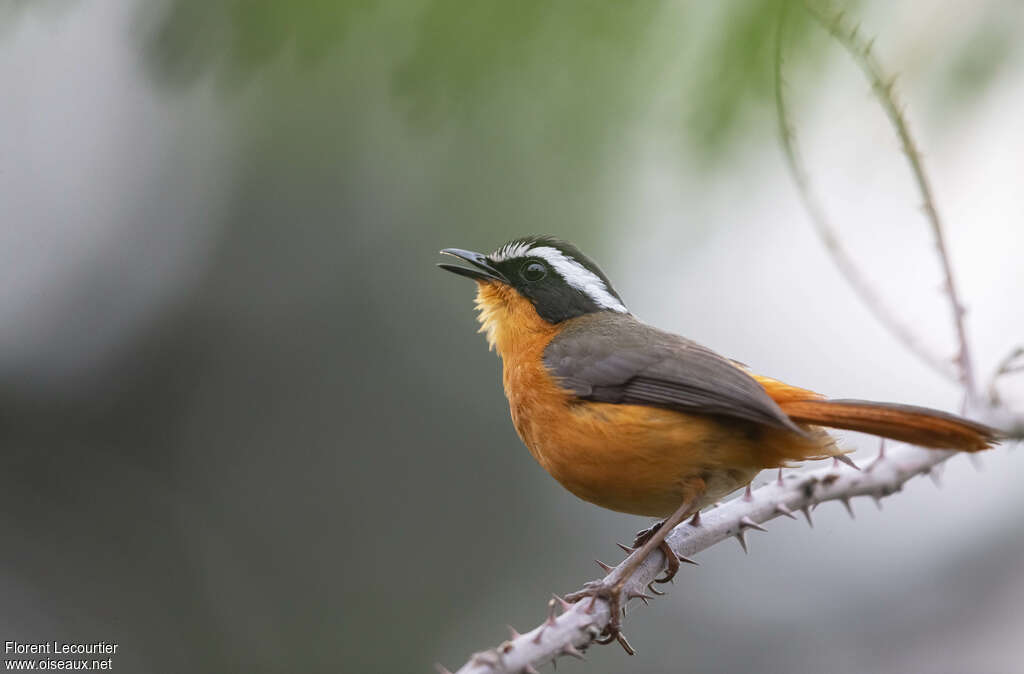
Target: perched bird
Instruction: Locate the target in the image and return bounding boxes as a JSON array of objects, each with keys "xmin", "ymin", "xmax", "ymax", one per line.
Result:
[{"xmin": 438, "ymin": 235, "xmax": 999, "ymax": 646}]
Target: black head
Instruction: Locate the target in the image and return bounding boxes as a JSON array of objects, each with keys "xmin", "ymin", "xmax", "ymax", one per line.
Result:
[{"xmin": 438, "ymin": 235, "xmax": 628, "ymax": 323}]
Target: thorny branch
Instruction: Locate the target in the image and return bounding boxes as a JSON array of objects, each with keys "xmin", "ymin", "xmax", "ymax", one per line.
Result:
[
  {"xmin": 772, "ymin": 4, "xmax": 961, "ymax": 386},
  {"xmin": 441, "ymin": 5, "xmax": 1020, "ymax": 673},
  {"xmin": 796, "ymin": 1, "xmax": 979, "ymax": 398},
  {"xmin": 443, "ymin": 437, "xmax": 1015, "ymax": 674}
]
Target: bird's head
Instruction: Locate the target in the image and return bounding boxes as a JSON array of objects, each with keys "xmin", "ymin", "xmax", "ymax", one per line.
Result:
[{"xmin": 439, "ymin": 236, "xmax": 627, "ymax": 353}]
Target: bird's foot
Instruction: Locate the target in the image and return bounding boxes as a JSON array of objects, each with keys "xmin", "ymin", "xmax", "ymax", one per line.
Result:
[
  {"xmin": 565, "ymin": 580, "xmax": 635, "ymax": 655},
  {"xmin": 632, "ymin": 521, "xmax": 679, "ymax": 584}
]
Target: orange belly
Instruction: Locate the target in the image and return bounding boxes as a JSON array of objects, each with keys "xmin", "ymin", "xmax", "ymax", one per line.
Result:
[
  {"xmin": 501, "ymin": 339, "xmax": 834, "ymax": 518},
  {"xmin": 513, "ymin": 397, "xmax": 764, "ymax": 516}
]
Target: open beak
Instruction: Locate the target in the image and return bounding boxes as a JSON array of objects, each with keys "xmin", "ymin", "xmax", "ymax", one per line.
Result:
[{"xmin": 437, "ymin": 248, "xmax": 508, "ymax": 283}]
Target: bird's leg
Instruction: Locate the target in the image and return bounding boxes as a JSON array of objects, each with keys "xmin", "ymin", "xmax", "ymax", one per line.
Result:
[
  {"xmin": 565, "ymin": 496, "xmax": 699, "ymax": 653},
  {"xmin": 632, "ymin": 521, "xmax": 679, "ymax": 584}
]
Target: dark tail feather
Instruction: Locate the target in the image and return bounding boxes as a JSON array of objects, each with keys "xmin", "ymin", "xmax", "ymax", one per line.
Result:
[{"xmin": 778, "ymin": 398, "xmax": 1001, "ymax": 452}]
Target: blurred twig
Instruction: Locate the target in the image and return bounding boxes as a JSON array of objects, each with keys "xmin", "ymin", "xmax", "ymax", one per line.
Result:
[
  {"xmin": 988, "ymin": 345, "xmax": 1024, "ymax": 406},
  {"xmin": 774, "ymin": 2, "xmax": 979, "ymax": 392}
]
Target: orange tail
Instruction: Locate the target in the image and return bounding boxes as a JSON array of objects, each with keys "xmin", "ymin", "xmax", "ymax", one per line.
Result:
[{"xmin": 777, "ymin": 398, "xmax": 1000, "ymax": 452}]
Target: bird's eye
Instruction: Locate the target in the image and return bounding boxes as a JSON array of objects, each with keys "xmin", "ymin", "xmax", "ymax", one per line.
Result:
[{"xmin": 522, "ymin": 262, "xmax": 547, "ymax": 282}]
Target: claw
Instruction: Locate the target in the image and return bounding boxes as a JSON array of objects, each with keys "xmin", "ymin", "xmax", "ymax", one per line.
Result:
[
  {"xmin": 678, "ymin": 553, "xmax": 699, "ymax": 566},
  {"xmin": 627, "ymin": 591, "xmax": 653, "ymax": 605},
  {"xmin": 647, "ymin": 582, "xmax": 666, "ymax": 596},
  {"xmin": 615, "ymin": 631, "xmax": 636, "ymax": 656},
  {"xmin": 652, "ymin": 540, "xmax": 680, "ymax": 583}
]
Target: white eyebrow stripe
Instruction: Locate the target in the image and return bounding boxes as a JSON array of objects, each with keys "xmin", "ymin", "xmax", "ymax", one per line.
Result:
[
  {"xmin": 527, "ymin": 246, "xmax": 627, "ymax": 313},
  {"xmin": 490, "ymin": 241, "xmax": 532, "ymax": 262}
]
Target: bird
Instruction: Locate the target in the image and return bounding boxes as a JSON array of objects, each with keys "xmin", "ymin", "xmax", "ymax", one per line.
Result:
[{"xmin": 438, "ymin": 235, "xmax": 1000, "ymax": 648}]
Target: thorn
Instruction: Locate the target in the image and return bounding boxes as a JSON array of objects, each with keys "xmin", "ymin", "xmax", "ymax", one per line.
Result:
[
  {"xmin": 616, "ymin": 542, "xmax": 635, "ymax": 554},
  {"xmin": 434, "ymin": 665, "xmax": 453, "ymax": 674},
  {"xmin": 647, "ymin": 582, "xmax": 666, "ymax": 596},
  {"xmin": 689, "ymin": 510, "xmax": 702, "ymax": 527},
  {"xmin": 968, "ymin": 454, "xmax": 984, "ymax": 472},
  {"xmin": 470, "ymin": 652, "xmax": 498, "ymax": 668},
  {"xmin": 735, "ymin": 531, "xmax": 748, "ymax": 554},
  {"xmin": 678, "ymin": 553, "xmax": 699, "ymax": 566},
  {"xmin": 840, "ymin": 497, "xmax": 855, "ymax": 519},
  {"xmin": 523, "ymin": 665, "xmax": 540, "ymax": 674},
  {"xmin": 546, "ymin": 599, "xmax": 558, "ymax": 625},
  {"xmin": 533, "ymin": 625, "xmax": 546, "ymax": 644},
  {"xmin": 836, "ymin": 454, "xmax": 860, "ymax": 470},
  {"xmin": 562, "ymin": 644, "xmax": 585, "ymax": 660},
  {"xmin": 743, "ymin": 484, "xmax": 754, "ymax": 501},
  {"xmin": 775, "ymin": 503, "xmax": 797, "ymax": 520},
  {"xmin": 585, "ymin": 595, "xmax": 598, "ymax": 614},
  {"xmin": 801, "ymin": 506, "xmax": 814, "ymax": 528},
  {"xmin": 616, "ymin": 632, "xmax": 636, "ymax": 656},
  {"xmin": 553, "ymin": 594, "xmax": 572, "ymax": 612},
  {"xmin": 777, "ymin": 468, "xmax": 784, "ymax": 486},
  {"xmin": 928, "ymin": 466, "xmax": 943, "ymax": 488},
  {"xmin": 628, "ymin": 591, "xmax": 653, "ymax": 606},
  {"xmin": 595, "ymin": 559, "xmax": 613, "ymax": 573},
  {"xmin": 867, "ymin": 439, "xmax": 887, "ymax": 472},
  {"xmin": 739, "ymin": 516, "xmax": 767, "ymax": 532},
  {"xmin": 872, "ymin": 493, "xmax": 884, "ymax": 510}
]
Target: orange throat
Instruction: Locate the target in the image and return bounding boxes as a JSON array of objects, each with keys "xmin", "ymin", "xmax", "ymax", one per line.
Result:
[{"xmin": 473, "ymin": 282, "xmax": 560, "ymax": 359}]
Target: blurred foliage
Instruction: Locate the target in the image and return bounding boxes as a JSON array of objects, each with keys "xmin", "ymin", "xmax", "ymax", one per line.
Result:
[
  {"xmin": 143, "ymin": 0, "xmax": 835, "ymax": 162},
  {"xmin": 144, "ymin": 0, "xmax": 373, "ymax": 85},
  {"xmin": 0, "ymin": 0, "xmax": 75, "ymax": 35},
  {"xmin": 934, "ymin": 11, "xmax": 1019, "ymax": 117}
]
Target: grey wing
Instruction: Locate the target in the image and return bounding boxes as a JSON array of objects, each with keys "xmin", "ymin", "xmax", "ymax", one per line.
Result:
[{"xmin": 544, "ymin": 313, "xmax": 803, "ymax": 433}]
